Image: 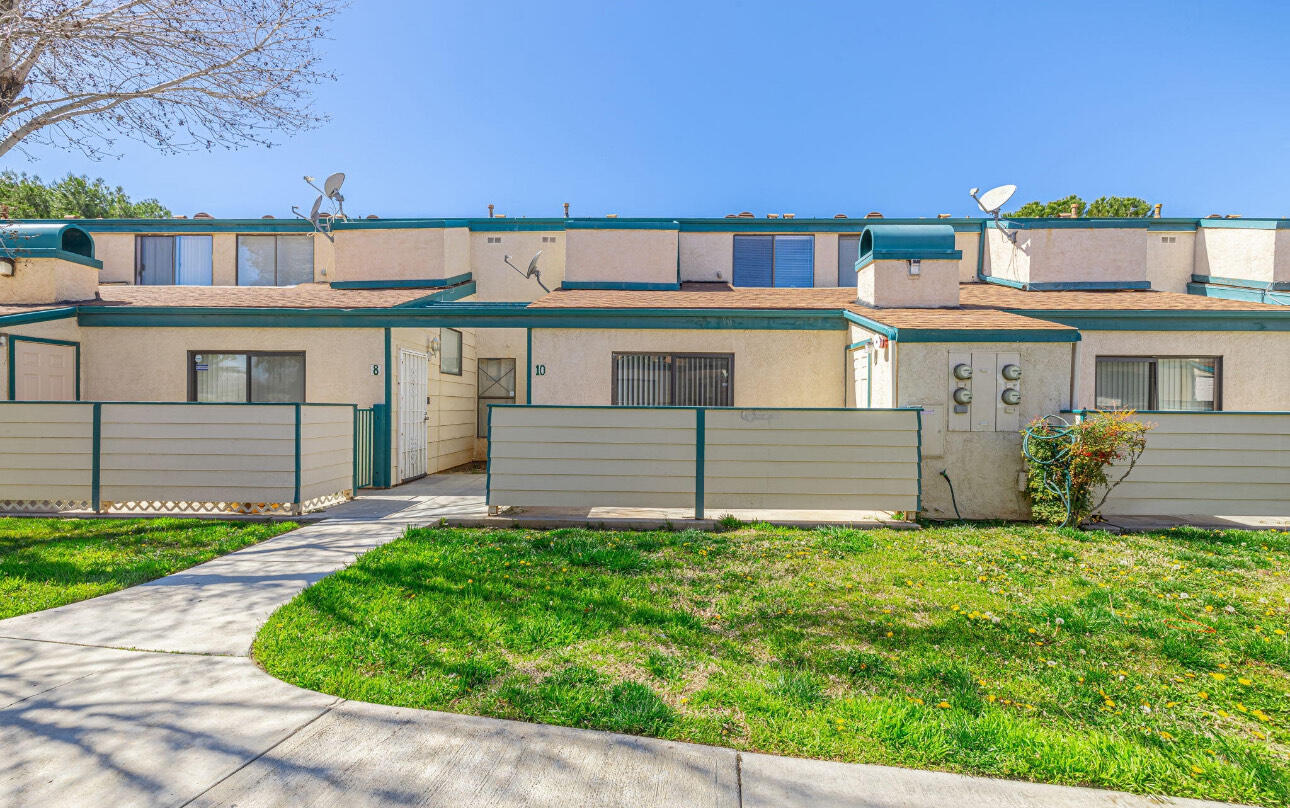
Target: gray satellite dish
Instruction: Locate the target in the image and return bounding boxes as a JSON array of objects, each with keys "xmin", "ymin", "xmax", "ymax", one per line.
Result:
[
  {"xmin": 323, "ymin": 172, "xmax": 345, "ymax": 199},
  {"xmin": 969, "ymin": 184, "xmax": 1019, "ymax": 242},
  {"xmin": 294, "ymin": 172, "xmax": 350, "ymax": 240},
  {"xmin": 503, "ymin": 250, "xmax": 550, "ymax": 293},
  {"xmin": 308, "ymin": 194, "xmax": 323, "ymax": 224}
]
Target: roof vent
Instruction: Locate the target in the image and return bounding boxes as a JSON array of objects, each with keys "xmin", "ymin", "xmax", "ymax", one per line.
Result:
[
  {"xmin": 605, "ymin": 213, "xmax": 618, "ymax": 218},
  {"xmin": 738, "ymin": 211, "xmax": 754, "ymax": 218},
  {"xmin": 367, "ymin": 214, "xmax": 380, "ymax": 219},
  {"xmin": 261, "ymin": 214, "xmax": 275, "ymax": 219},
  {"xmin": 783, "ymin": 213, "xmax": 795, "ymax": 219},
  {"xmin": 725, "ymin": 214, "xmax": 738, "ymax": 218},
  {"xmin": 834, "ymin": 213, "xmax": 848, "ymax": 219},
  {"xmin": 865, "ymin": 211, "xmax": 884, "ymax": 219},
  {"xmin": 766, "ymin": 213, "xmax": 779, "ymax": 219},
  {"xmin": 1206, "ymin": 214, "xmax": 1223, "ymax": 219},
  {"xmin": 936, "ymin": 213, "xmax": 951, "ymax": 219},
  {"xmin": 193, "ymin": 212, "xmax": 213, "ymax": 219},
  {"xmin": 1224, "ymin": 214, "xmax": 1242, "ymax": 219}
]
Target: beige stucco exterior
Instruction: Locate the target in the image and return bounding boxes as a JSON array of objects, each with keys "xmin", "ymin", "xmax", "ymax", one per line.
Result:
[
  {"xmin": 469, "ymin": 230, "xmax": 566, "ymax": 301},
  {"xmin": 0, "ymin": 257, "xmax": 98, "ymax": 304},
  {"xmin": 857, "ymin": 258, "xmax": 959, "ymax": 308},
  {"xmin": 678, "ymin": 232, "xmax": 732, "ymax": 283},
  {"xmin": 985, "ymin": 227, "xmax": 1150, "ymax": 287},
  {"xmin": 564, "ymin": 228, "xmax": 679, "ymax": 286},
  {"xmin": 530, "ymin": 328, "xmax": 845, "ymax": 407},
  {"xmin": 1193, "ymin": 226, "xmax": 1290, "ymax": 285},
  {"xmin": 332, "ymin": 227, "xmax": 469, "ymax": 283}
]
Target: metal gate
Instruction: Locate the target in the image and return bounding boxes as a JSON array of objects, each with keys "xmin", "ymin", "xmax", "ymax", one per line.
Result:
[
  {"xmin": 354, "ymin": 407, "xmax": 375, "ymax": 489},
  {"xmin": 398, "ymin": 349, "xmax": 429, "ymax": 481}
]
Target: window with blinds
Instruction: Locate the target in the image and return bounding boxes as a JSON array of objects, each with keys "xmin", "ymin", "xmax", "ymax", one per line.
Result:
[
  {"xmin": 612, "ymin": 353, "xmax": 733, "ymax": 406},
  {"xmin": 136, "ymin": 235, "xmax": 213, "ymax": 285},
  {"xmin": 1095, "ymin": 356, "xmax": 1220, "ymax": 411},
  {"xmin": 732, "ymin": 235, "xmax": 814, "ymax": 287},
  {"xmin": 838, "ymin": 235, "xmax": 861, "ymax": 287}
]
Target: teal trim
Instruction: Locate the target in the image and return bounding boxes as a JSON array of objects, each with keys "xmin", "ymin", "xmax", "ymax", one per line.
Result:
[
  {"xmin": 694, "ymin": 408, "xmax": 705, "ymax": 520},
  {"xmin": 1008, "ymin": 309, "xmax": 1290, "ymax": 331},
  {"xmin": 396, "ymin": 281, "xmax": 477, "ymax": 306},
  {"xmin": 0, "ymin": 306, "xmax": 78, "ymax": 327},
  {"xmin": 76, "ymin": 304, "xmax": 850, "ymax": 331},
  {"xmin": 857, "ymin": 224, "xmax": 961, "ymax": 267},
  {"xmin": 1, "ymin": 223, "xmax": 96, "ymax": 260},
  {"xmin": 975, "ymin": 220, "xmax": 987, "ymax": 282},
  {"xmin": 382, "ymin": 327, "xmax": 392, "ymax": 487},
  {"xmin": 351, "ymin": 405, "xmax": 359, "ymax": 494},
  {"xmin": 4, "ymin": 249, "xmax": 103, "ymax": 268},
  {"xmin": 1006, "ymin": 218, "xmax": 1203, "ymax": 230},
  {"xmin": 560, "ymin": 281, "xmax": 681, "ymax": 291},
  {"xmin": 914, "ymin": 407, "xmax": 923, "ymax": 515},
  {"xmin": 1191, "ymin": 274, "xmax": 1290, "ymax": 291},
  {"xmin": 678, "ymin": 218, "xmax": 983, "ymax": 233},
  {"xmin": 331, "ymin": 272, "xmax": 473, "ymax": 290},
  {"xmin": 983, "ymin": 275, "xmax": 1152, "ymax": 291},
  {"xmin": 1196, "ymin": 219, "xmax": 1290, "ymax": 230},
  {"xmin": 38, "ymin": 218, "xmax": 317, "ymax": 234},
  {"xmin": 485, "ymin": 403, "xmax": 494, "ymax": 505},
  {"xmin": 91, "ymin": 402, "xmax": 101, "ymax": 512},
  {"xmin": 525, "ymin": 328, "xmax": 532, "ymax": 404},
  {"xmin": 845, "ymin": 338, "xmax": 873, "ymax": 407},
  {"xmin": 1186, "ymin": 283, "xmax": 1290, "ymax": 305},
  {"xmin": 293, "ymin": 403, "xmax": 302, "ymax": 509},
  {"xmin": 840, "ymin": 310, "xmax": 1078, "ymax": 343},
  {"xmin": 845, "ymin": 338, "xmax": 873, "ymax": 351},
  {"xmin": 563, "ymin": 219, "xmax": 679, "ymax": 230},
  {"xmin": 489, "ymin": 403, "xmax": 923, "ymax": 412},
  {"xmin": 470, "ymin": 219, "xmax": 567, "ymax": 232},
  {"xmin": 6, "ymin": 335, "xmax": 81, "ymax": 400}
]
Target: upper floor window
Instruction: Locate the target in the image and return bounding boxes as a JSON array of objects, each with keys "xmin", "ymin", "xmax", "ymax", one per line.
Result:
[
  {"xmin": 237, "ymin": 235, "xmax": 314, "ymax": 286},
  {"xmin": 136, "ymin": 235, "xmax": 213, "ymax": 285},
  {"xmin": 732, "ymin": 235, "xmax": 814, "ymax": 288},
  {"xmin": 838, "ymin": 235, "xmax": 861, "ymax": 287},
  {"xmin": 1095, "ymin": 356, "xmax": 1220, "ymax": 411}
]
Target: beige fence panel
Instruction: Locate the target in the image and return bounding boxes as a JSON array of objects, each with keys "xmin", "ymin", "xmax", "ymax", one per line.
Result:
[
  {"xmin": 300, "ymin": 405, "xmax": 355, "ymax": 508},
  {"xmin": 0, "ymin": 403, "xmax": 93, "ymax": 510},
  {"xmin": 99, "ymin": 404, "xmax": 297, "ymax": 510},
  {"xmin": 704, "ymin": 408, "xmax": 920, "ymax": 511},
  {"xmin": 1097, "ymin": 412, "xmax": 1290, "ymax": 516},
  {"xmin": 487, "ymin": 406, "xmax": 697, "ymax": 508}
]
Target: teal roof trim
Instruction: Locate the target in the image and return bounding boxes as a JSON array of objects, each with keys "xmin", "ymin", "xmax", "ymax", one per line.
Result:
[
  {"xmin": 1186, "ymin": 282, "xmax": 1290, "ymax": 306},
  {"xmin": 856, "ymin": 224, "xmax": 961, "ymax": 268},
  {"xmin": 1, "ymin": 222, "xmax": 100, "ymax": 266},
  {"xmin": 677, "ymin": 218, "xmax": 983, "ymax": 233},
  {"xmin": 1006, "ymin": 308, "xmax": 1290, "ymax": 331},
  {"xmin": 1191, "ymin": 274, "xmax": 1290, "ymax": 292},
  {"xmin": 1196, "ymin": 219, "xmax": 1290, "ymax": 230},
  {"xmin": 840, "ymin": 310, "xmax": 1078, "ymax": 343},
  {"xmin": 0, "ymin": 306, "xmax": 79, "ymax": 327},
  {"xmin": 563, "ymin": 219, "xmax": 680, "ymax": 230},
  {"xmin": 330, "ymin": 272, "xmax": 472, "ymax": 289},
  {"xmin": 396, "ymin": 281, "xmax": 477, "ymax": 306},
  {"xmin": 561, "ymin": 281, "xmax": 681, "ymax": 291},
  {"xmin": 983, "ymin": 275, "xmax": 1152, "ymax": 292}
]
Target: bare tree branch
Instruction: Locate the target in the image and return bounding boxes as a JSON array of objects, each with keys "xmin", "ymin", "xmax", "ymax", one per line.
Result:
[{"xmin": 0, "ymin": 0, "xmax": 342, "ymax": 159}]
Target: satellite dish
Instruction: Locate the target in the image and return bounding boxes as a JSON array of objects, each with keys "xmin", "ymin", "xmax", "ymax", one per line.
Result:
[
  {"xmin": 526, "ymin": 250, "xmax": 543, "ymax": 278},
  {"xmin": 308, "ymin": 194, "xmax": 323, "ymax": 224},
  {"xmin": 969, "ymin": 184, "xmax": 1019, "ymax": 243},
  {"xmin": 323, "ymin": 173, "xmax": 345, "ymax": 199},
  {"xmin": 971, "ymin": 184, "xmax": 1017, "ymax": 215},
  {"xmin": 503, "ymin": 250, "xmax": 550, "ymax": 293}
]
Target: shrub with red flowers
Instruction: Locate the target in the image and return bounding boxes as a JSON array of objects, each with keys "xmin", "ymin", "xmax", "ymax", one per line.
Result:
[{"xmin": 1023, "ymin": 410, "xmax": 1153, "ymax": 526}]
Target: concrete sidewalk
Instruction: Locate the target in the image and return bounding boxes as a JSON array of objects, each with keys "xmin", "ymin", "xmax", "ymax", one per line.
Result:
[{"xmin": 0, "ymin": 478, "xmax": 1244, "ymax": 807}]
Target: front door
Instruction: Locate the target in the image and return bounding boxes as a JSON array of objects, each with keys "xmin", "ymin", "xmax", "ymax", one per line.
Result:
[
  {"xmin": 398, "ymin": 348, "xmax": 428, "ymax": 481},
  {"xmin": 13, "ymin": 339, "xmax": 77, "ymax": 400}
]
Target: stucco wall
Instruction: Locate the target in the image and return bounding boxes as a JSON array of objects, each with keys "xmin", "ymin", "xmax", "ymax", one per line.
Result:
[
  {"xmin": 470, "ymin": 231, "xmax": 566, "ymax": 301},
  {"xmin": 530, "ymin": 328, "xmax": 845, "ymax": 407},
  {"xmin": 79, "ymin": 326, "xmax": 385, "ymax": 405},
  {"xmin": 896, "ymin": 340, "xmax": 1074, "ymax": 520},
  {"xmin": 331, "ymin": 227, "xmax": 470, "ymax": 283},
  {"xmin": 0, "ymin": 258, "xmax": 99, "ymax": 304},
  {"xmin": 1194, "ymin": 227, "xmax": 1277, "ymax": 285},
  {"xmin": 1146, "ymin": 230, "xmax": 1196, "ymax": 293},
  {"xmin": 564, "ymin": 229, "xmax": 679, "ymax": 286},
  {"xmin": 678, "ymin": 232, "xmax": 731, "ymax": 283},
  {"xmin": 857, "ymin": 258, "xmax": 959, "ymax": 308},
  {"xmin": 985, "ymin": 227, "xmax": 1149, "ymax": 286},
  {"xmin": 94, "ymin": 233, "xmax": 136, "ymax": 284},
  {"xmin": 1074, "ymin": 330, "xmax": 1290, "ymax": 411},
  {"xmin": 955, "ymin": 231, "xmax": 981, "ymax": 283}
]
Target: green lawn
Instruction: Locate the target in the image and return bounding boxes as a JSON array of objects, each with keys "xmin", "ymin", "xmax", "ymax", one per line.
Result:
[
  {"xmin": 255, "ymin": 523, "xmax": 1290, "ymax": 806},
  {"xmin": 0, "ymin": 517, "xmax": 298, "ymax": 619}
]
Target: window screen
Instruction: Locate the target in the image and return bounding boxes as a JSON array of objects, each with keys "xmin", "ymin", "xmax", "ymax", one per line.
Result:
[
  {"xmin": 1095, "ymin": 356, "xmax": 1219, "ymax": 411},
  {"xmin": 477, "ymin": 357, "xmax": 516, "ymax": 437},
  {"xmin": 237, "ymin": 235, "xmax": 315, "ymax": 286},
  {"xmin": 838, "ymin": 235, "xmax": 861, "ymax": 287},
  {"xmin": 732, "ymin": 235, "xmax": 815, "ymax": 287},
  {"xmin": 441, "ymin": 328, "xmax": 463, "ymax": 375},
  {"xmin": 190, "ymin": 352, "xmax": 305, "ymax": 402},
  {"xmin": 612, "ymin": 353, "xmax": 732, "ymax": 406},
  {"xmin": 136, "ymin": 235, "xmax": 211, "ymax": 285}
]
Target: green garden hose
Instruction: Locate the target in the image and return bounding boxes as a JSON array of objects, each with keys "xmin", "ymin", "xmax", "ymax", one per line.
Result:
[{"xmin": 1022, "ymin": 415, "xmax": 1078, "ymax": 528}]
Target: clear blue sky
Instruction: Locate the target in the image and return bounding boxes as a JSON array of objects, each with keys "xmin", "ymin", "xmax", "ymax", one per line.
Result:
[{"xmin": 10, "ymin": 0, "xmax": 1290, "ymax": 219}]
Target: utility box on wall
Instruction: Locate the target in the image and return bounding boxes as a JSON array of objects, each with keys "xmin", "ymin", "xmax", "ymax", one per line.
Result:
[{"xmin": 948, "ymin": 351, "xmax": 1022, "ymax": 432}]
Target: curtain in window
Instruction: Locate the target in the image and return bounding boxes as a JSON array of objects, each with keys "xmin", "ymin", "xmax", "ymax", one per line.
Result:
[
  {"xmin": 175, "ymin": 235, "xmax": 212, "ymax": 286},
  {"xmin": 250, "ymin": 354, "xmax": 305, "ymax": 402},
  {"xmin": 614, "ymin": 354, "xmax": 673, "ymax": 405},
  {"xmin": 237, "ymin": 236, "xmax": 276, "ymax": 286},
  {"xmin": 137, "ymin": 236, "xmax": 175, "ymax": 285},
  {"xmin": 276, "ymin": 236, "xmax": 315, "ymax": 285},
  {"xmin": 732, "ymin": 236, "xmax": 773, "ymax": 287},
  {"xmin": 1095, "ymin": 359, "xmax": 1152, "ymax": 410},
  {"xmin": 674, "ymin": 355, "xmax": 732, "ymax": 405},
  {"xmin": 838, "ymin": 235, "xmax": 861, "ymax": 288},
  {"xmin": 1158, "ymin": 358, "xmax": 1216, "ymax": 411},
  {"xmin": 194, "ymin": 354, "xmax": 248, "ymax": 402},
  {"xmin": 772, "ymin": 235, "xmax": 814, "ymax": 288}
]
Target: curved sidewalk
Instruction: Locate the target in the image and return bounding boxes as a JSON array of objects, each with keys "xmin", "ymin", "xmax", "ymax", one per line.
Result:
[{"xmin": 0, "ymin": 476, "xmax": 1242, "ymax": 807}]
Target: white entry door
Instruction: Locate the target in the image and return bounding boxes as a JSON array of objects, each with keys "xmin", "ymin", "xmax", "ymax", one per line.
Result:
[
  {"xmin": 398, "ymin": 348, "xmax": 429, "ymax": 481},
  {"xmin": 13, "ymin": 340, "xmax": 77, "ymax": 400}
]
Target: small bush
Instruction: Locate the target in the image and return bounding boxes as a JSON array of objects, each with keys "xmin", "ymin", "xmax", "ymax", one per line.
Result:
[
  {"xmin": 715, "ymin": 513, "xmax": 742, "ymax": 532},
  {"xmin": 1023, "ymin": 410, "xmax": 1151, "ymax": 526}
]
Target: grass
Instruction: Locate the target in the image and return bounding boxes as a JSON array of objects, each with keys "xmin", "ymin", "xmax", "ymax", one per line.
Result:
[
  {"xmin": 0, "ymin": 517, "xmax": 298, "ymax": 619},
  {"xmin": 255, "ymin": 523, "xmax": 1290, "ymax": 805}
]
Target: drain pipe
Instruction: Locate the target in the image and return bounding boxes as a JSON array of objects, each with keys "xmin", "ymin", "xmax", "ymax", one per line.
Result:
[{"xmin": 976, "ymin": 219, "xmax": 987, "ymax": 282}]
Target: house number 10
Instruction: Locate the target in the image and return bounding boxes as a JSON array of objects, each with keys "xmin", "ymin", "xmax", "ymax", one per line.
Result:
[{"xmin": 534, "ymin": 364, "xmax": 546, "ymax": 376}]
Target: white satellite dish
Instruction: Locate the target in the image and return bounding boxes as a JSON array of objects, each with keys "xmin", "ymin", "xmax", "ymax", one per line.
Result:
[
  {"xmin": 969, "ymin": 184, "xmax": 1019, "ymax": 242},
  {"xmin": 503, "ymin": 250, "xmax": 550, "ymax": 293},
  {"xmin": 323, "ymin": 172, "xmax": 345, "ymax": 199},
  {"xmin": 293, "ymin": 171, "xmax": 350, "ymax": 241}
]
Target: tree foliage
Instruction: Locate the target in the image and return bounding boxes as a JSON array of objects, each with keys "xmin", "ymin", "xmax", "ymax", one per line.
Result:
[
  {"xmin": 1008, "ymin": 195, "xmax": 1155, "ymax": 218},
  {"xmin": 0, "ymin": 0, "xmax": 343, "ymax": 159},
  {"xmin": 0, "ymin": 171, "xmax": 170, "ymax": 218},
  {"xmin": 1022, "ymin": 410, "xmax": 1152, "ymax": 526}
]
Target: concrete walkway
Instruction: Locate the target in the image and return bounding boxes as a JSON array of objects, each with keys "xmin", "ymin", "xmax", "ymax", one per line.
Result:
[{"xmin": 0, "ymin": 478, "xmax": 1241, "ymax": 807}]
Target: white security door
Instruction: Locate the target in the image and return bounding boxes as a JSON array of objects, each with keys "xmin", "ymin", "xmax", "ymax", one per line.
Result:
[
  {"xmin": 13, "ymin": 340, "xmax": 77, "ymax": 400},
  {"xmin": 398, "ymin": 348, "xmax": 429, "ymax": 481}
]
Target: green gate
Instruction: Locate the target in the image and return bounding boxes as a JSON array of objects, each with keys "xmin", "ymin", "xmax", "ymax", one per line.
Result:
[{"xmin": 354, "ymin": 407, "xmax": 376, "ymax": 489}]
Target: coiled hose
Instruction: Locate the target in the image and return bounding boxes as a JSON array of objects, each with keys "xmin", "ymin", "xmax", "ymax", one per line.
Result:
[{"xmin": 1021, "ymin": 414, "xmax": 1078, "ymax": 527}]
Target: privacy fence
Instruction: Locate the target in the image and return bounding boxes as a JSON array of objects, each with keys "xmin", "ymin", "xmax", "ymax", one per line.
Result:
[
  {"xmin": 0, "ymin": 402, "xmax": 355, "ymax": 515},
  {"xmin": 484, "ymin": 405, "xmax": 922, "ymax": 517},
  {"xmin": 1078, "ymin": 411, "xmax": 1290, "ymax": 517}
]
